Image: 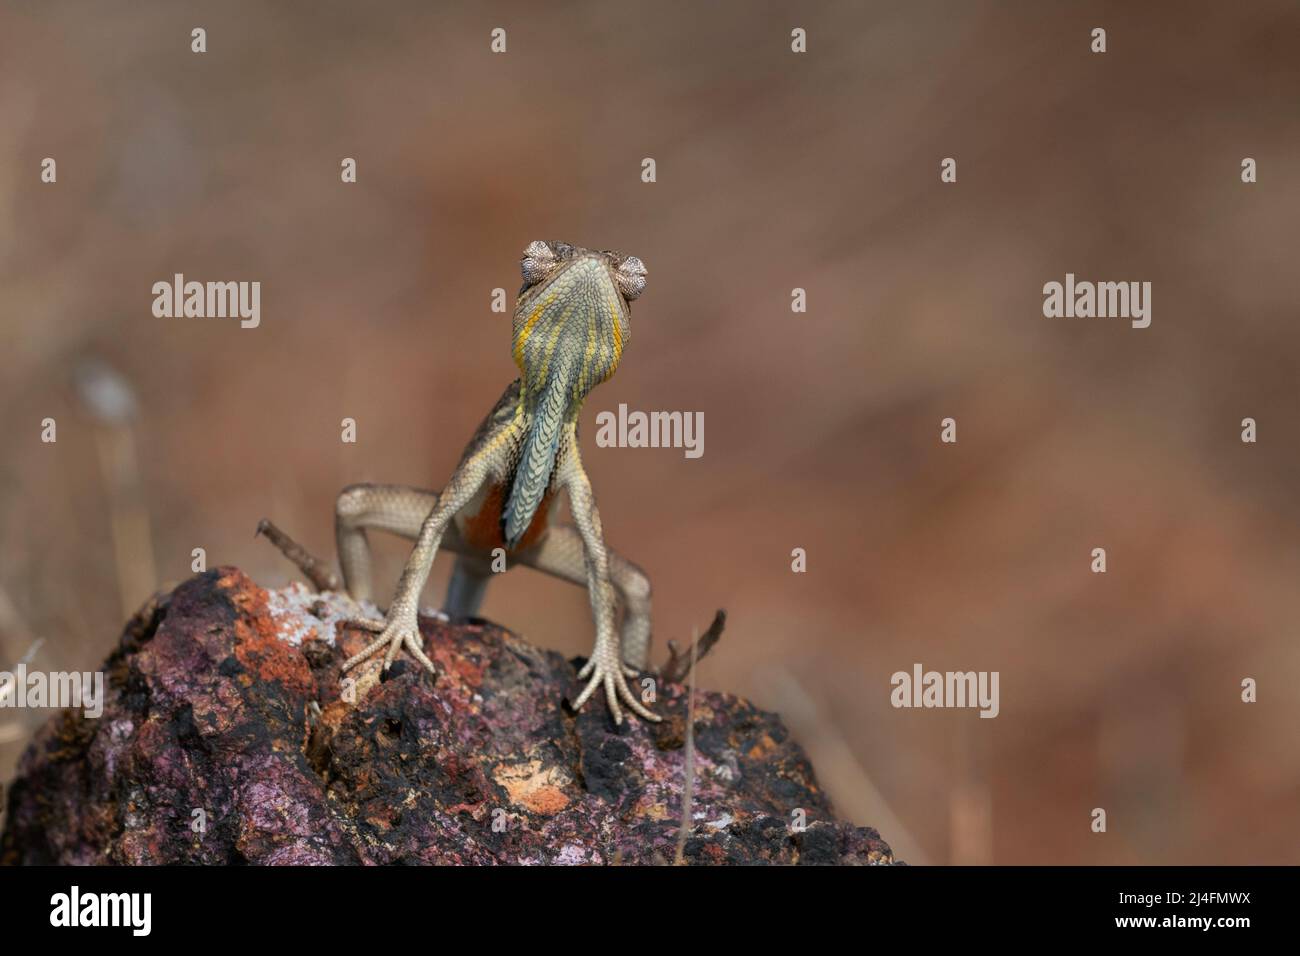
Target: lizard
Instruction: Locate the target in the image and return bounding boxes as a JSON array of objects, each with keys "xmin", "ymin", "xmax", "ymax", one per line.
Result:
[{"xmin": 258, "ymin": 240, "xmax": 660, "ymax": 725}]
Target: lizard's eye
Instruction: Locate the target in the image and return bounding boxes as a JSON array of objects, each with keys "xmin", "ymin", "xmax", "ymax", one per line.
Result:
[
  {"xmin": 614, "ymin": 256, "xmax": 647, "ymax": 300},
  {"xmin": 521, "ymin": 240, "xmax": 556, "ymax": 285}
]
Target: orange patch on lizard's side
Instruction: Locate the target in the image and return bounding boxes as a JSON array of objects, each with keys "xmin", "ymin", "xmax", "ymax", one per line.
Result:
[{"xmin": 462, "ymin": 482, "xmax": 553, "ymax": 553}]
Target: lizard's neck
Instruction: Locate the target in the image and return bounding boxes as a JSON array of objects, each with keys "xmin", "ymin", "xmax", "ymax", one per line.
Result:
[
  {"xmin": 502, "ymin": 360, "xmax": 590, "ymax": 548},
  {"xmin": 505, "ymin": 290, "xmax": 622, "ymax": 547}
]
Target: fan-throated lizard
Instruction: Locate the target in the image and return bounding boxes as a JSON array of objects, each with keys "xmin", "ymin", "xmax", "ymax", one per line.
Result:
[{"xmin": 259, "ymin": 241, "xmax": 659, "ymax": 724}]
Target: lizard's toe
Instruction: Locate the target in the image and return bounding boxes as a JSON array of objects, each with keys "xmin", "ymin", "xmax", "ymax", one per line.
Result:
[
  {"xmin": 570, "ymin": 651, "xmax": 659, "ymax": 724},
  {"xmin": 406, "ymin": 634, "xmax": 437, "ymax": 673},
  {"xmin": 616, "ymin": 672, "xmax": 660, "ymax": 722}
]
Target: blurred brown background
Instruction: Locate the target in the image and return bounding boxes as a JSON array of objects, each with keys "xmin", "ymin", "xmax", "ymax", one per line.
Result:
[{"xmin": 2, "ymin": 0, "xmax": 1298, "ymax": 864}]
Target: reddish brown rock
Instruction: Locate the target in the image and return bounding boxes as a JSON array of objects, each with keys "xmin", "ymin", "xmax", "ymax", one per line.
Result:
[{"xmin": 1, "ymin": 568, "xmax": 896, "ymax": 865}]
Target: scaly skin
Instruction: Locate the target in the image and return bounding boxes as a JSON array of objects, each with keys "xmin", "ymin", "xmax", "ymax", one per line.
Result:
[{"xmin": 260, "ymin": 241, "xmax": 658, "ymax": 725}]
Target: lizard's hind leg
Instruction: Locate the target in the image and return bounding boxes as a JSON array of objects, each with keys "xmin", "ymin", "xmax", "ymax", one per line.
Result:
[
  {"xmin": 444, "ymin": 555, "xmax": 493, "ymax": 620},
  {"xmin": 257, "ymin": 482, "xmax": 442, "ymax": 599},
  {"xmin": 334, "ymin": 483, "xmax": 439, "ymax": 603}
]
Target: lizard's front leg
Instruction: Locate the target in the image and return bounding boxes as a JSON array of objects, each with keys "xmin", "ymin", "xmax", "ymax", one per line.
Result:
[
  {"xmin": 341, "ymin": 458, "xmax": 492, "ymax": 677},
  {"xmin": 561, "ymin": 445, "xmax": 660, "ymax": 725},
  {"xmin": 513, "ymin": 526, "xmax": 653, "ymax": 669},
  {"xmin": 333, "ymin": 483, "xmax": 439, "ymax": 602}
]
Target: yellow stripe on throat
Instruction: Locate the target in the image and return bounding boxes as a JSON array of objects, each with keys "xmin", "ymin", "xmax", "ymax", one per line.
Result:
[{"xmin": 513, "ymin": 293, "xmax": 554, "ymax": 369}]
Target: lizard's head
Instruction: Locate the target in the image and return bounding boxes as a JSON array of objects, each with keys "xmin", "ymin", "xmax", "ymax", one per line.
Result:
[{"xmin": 511, "ymin": 240, "xmax": 646, "ymax": 405}]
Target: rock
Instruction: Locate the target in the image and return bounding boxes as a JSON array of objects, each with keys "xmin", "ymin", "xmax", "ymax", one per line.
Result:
[{"xmin": 0, "ymin": 568, "xmax": 897, "ymax": 865}]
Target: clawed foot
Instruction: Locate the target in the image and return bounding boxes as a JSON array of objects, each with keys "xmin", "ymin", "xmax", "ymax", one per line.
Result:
[
  {"xmin": 572, "ymin": 639, "xmax": 661, "ymax": 725},
  {"xmin": 340, "ymin": 612, "xmax": 436, "ymax": 676}
]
